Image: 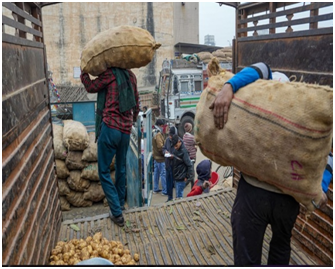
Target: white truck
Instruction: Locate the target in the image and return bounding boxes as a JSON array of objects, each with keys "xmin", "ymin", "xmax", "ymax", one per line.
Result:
[{"xmin": 157, "ymin": 59, "xmax": 204, "ymax": 136}]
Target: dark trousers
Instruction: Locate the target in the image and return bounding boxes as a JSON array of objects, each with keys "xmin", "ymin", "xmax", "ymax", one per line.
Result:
[
  {"xmin": 166, "ymin": 166, "xmax": 174, "ymax": 201},
  {"xmin": 231, "ymin": 175, "xmax": 300, "ymax": 266}
]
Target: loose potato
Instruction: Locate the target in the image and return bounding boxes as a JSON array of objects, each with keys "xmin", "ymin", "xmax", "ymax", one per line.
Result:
[
  {"xmin": 63, "ymin": 253, "xmax": 70, "ymax": 263},
  {"xmin": 93, "ymin": 232, "xmax": 102, "ymax": 242},
  {"xmin": 134, "ymin": 253, "xmax": 139, "ymax": 262},
  {"xmin": 86, "ymin": 236, "xmax": 93, "ymax": 243},
  {"xmin": 55, "ymin": 260, "xmax": 65, "ymax": 265},
  {"xmin": 49, "ymin": 255, "xmax": 59, "ymax": 262}
]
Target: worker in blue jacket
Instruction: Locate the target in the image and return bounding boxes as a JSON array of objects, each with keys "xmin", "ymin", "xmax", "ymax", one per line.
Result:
[{"xmin": 209, "ymin": 62, "xmax": 332, "ymax": 266}]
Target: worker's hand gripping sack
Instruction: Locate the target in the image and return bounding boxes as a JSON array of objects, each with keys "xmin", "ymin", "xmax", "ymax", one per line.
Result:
[
  {"xmin": 195, "ymin": 59, "xmax": 333, "ymax": 212},
  {"xmin": 81, "ymin": 25, "xmax": 161, "ymax": 76}
]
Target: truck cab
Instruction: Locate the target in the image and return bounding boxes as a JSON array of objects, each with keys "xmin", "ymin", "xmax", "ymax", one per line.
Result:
[{"xmin": 158, "ymin": 59, "xmax": 203, "ymax": 136}]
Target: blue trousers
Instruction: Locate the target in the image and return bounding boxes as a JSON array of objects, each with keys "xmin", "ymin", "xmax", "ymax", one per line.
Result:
[
  {"xmin": 97, "ymin": 122, "xmax": 130, "ymax": 217},
  {"xmin": 166, "ymin": 166, "xmax": 174, "ymax": 200},
  {"xmin": 153, "ymin": 160, "xmax": 166, "ymax": 193},
  {"xmin": 175, "ymin": 181, "xmax": 186, "ymax": 198}
]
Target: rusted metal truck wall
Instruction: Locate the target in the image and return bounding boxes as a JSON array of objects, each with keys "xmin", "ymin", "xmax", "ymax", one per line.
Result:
[
  {"xmin": 234, "ymin": 2, "xmax": 333, "ymax": 86},
  {"xmin": 233, "ymin": 3, "xmax": 333, "ymax": 265},
  {"xmin": 2, "ymin": 2, "xmax": 62, "ymax": 265}
]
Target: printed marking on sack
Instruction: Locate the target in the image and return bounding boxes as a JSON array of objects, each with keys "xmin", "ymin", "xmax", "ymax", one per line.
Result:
[{"xmin": 291, "ymin": 160, "xmax": 304, "ymax": 180}]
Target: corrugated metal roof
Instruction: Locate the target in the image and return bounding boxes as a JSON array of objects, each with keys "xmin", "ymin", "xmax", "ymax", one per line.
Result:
[{"xmin": 58, "ymin": 188, "xmax": 318, "ymax": 266}]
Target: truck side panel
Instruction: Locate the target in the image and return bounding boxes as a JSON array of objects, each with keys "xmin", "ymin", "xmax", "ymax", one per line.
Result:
[
  {"xmin": 2, "ymin": 2, "xmax": 62, "ymax": 265},
  {"xmin": 234, "ymin": 2, "xmax": 333, "ymax": 86}
]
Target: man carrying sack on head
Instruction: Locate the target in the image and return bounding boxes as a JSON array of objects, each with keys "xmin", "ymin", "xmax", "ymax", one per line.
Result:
[{"xmin": 81, "ymin": 67, "xmax": 139, "ymax": 227}]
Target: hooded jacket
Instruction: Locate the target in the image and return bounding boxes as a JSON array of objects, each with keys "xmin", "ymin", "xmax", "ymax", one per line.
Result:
[
  {"xmin": 172, "ymin": 142, "xmax": 192, "ymax": 181},
  {"xmin": 196, "ymin": 160, "xmax": 211, "ymax": 182}
]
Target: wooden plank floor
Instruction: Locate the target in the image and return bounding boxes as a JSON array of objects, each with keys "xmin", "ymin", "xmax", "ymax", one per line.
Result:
[{"xmin": 59, "ymin": 188, "xmax": 318, "ymax": 266}]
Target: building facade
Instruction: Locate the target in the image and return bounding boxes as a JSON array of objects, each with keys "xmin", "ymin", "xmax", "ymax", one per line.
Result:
[{"xmin": 41, "ymin": 2, "xmax": 199, "ymax": 91}]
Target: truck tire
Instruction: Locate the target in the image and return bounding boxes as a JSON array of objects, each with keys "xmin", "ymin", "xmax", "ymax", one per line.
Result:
[{"xmin": 178, "ymin": 115, "xmax": 194, "ymax": 137}]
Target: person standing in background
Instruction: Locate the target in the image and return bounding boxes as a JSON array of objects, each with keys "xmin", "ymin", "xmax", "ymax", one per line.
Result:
[
  {"xmin": 152, "ymin": 119, "xmax": 167, "ymax": 195},
  {"xmin": 183, "ymin": 123, "xmax": 197, "ymax": 189},
  {"xmin": 163, "ymin": 127, "xmax": 177, "ymax": 202},
  {"xmin": 170, "ymin": 134, "xmax": 192, "ymax": 199}
]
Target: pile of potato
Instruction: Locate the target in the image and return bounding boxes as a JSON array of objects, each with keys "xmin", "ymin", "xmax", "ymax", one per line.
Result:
[{"xmin": 49, "ymin": 232, "xmax": 139, "ymax": 265}]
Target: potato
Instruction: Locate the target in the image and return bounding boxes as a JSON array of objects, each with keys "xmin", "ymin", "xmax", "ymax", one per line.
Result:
[
  {"xmin": 62, "ymin": 244, "xmax": 71, "ymax": 254},
  {"xmin": 121, "ymin": 256, "xmax": 127, "ymax": 264},
  {"xmin": 70, "ymin": 239, "xmax": 79, "ymax": 245},
  {"xmin": 90, "ymin": 242, "xmax": 99, "ymax": 250},
  {"xmin": 81, "ymin": 250, "xmax": 90, "ymax": 260},
  {"xmin": 51, "ymin": 248, "xmax": 61, "ymax": 256},
  {"xmin": 87, "ymin": 245, "xmax": 93, "ymax": 254},
  {"xmin": 127, "ymin": 260, "xmax": 136, "ymax": 265},
  {"xmin": 112, "ymin": 247, "xmax": 119, "ymax": 255},
  {"xmin": 49, "ymin": 261, "xmax": 56, "ymax": 265},
  {"xmin": 68, "ymin": 258, "xmax": 76, "ymax": 265},
  {"xmin": 78, "ymin": 241, "xmax": 87, "ymax": 250},
  {"xmin": 93, "ymin": 232, "xmax": 102, "ymax": 242},
  {"xmin": 123, "ymin": 249, "xmax": 130, "ymax": 255},
  {"xmin": 56, "ymin": 241, "xmax": 66, "ymax": 247},
  {"xmin": 63, "ymin": 253, "xmax": 70, "ymax": 262},
  {"xmin": 86, "ymin": 236, "xmax": 93, "ymax": 243},
  {"xmin": 117, "ymin": 248, "xmax": 124, "ymax": 256},
  {"xmin": 110, "ymin": 241, "xmax": 117, "ymax": 248},
  {"xmin": 102, "ymin": 238, "xmax": 109, "ymax": 245},
  {"xmin": 49, "ymin": 255, "xmax": 59, "ymax": 262},
  {"xmin": 73, "ymin": 258, "xmax": 81, "ymax": 265},
  {"xmin": 101, "ymin": 250, "xmax": 110, "ymax": 259},
  {"xmin": 134, "ymin": 253, "xmax": 139, "ymax": 262},
  {"xmin": 55, "ymin": 260, "xmax": 65, "ymax": 265},
  {"xmin": 115, "ymin": 261, "xmax": 122, "ymax": 265}
]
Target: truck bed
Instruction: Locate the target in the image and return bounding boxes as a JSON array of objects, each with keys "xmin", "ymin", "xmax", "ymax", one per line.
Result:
[{"xmin": 58, "ymin": 188, "xmax": 318, "ymax": 266}]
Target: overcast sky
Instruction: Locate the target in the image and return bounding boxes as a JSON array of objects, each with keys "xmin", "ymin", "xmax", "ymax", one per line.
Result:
[{"xmin": 199, "ymin": 2, "xmax": 236, "ymax": 47}]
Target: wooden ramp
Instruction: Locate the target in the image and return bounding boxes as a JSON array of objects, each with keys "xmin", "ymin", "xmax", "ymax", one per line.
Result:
[{"xmin": 59, "ymin": 188, "xmax": 318, "ymax": 266}]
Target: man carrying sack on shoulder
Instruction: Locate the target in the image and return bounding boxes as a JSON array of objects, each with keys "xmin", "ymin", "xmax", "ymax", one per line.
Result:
[{"xmin": 81, "ymin": 67, "xmax": 139, "ymax": 227}]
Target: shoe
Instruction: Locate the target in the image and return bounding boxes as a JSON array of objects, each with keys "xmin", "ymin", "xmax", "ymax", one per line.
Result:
[
  {"xmin": 161, "ymin": 192, "xmax": 168, "ymax": 196},
  {"xmin": 109, "ymin": 212, "xmax": 124, "ymax": 227},
  {"xmin": 153, "ymin": 189, "xmax": 162, "ymax": 194},
  {"xmin": 166, "ymin": 199, "xmax": 172, "ymax": 203}
]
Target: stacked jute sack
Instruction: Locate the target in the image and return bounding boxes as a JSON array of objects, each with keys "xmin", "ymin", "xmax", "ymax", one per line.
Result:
[
  {"xmin": 212, "ymin": 47, "xmax": 232, "ymax": 63},
  {"xmin": 80, "ymin": 25, "xmax": 161, "ymax": 76},
  {"xmin": 195, "ymin": 58, "xmax": 333, "ymax": 213},
  {"xmin": 197, "ymin": 47, "xmax": 232, "ymax": 64},
  {"xmin": 53, "ymin": 120, "xmax": 115, "ymax": 211}
]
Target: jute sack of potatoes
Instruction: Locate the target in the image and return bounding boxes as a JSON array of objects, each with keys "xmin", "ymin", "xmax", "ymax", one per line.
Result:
[
  {"xmin": 83, "ymin": 182, "xmax": 105, "ymax": 202},
  {"xmin": 80, "ymin": 25, "xmax": 161, "ymax": 76},
  {"xmin": 53, "ymin": 124, "xmax": 67, "ymax": 160},
  {"xmin": 58, "ymin": 179, "xmax": 71, "ymax": 196},
  {"xmin": 60, "ymin": 196, "xmax": 71, "ymax": 211},
  {"xmin": 67, "ymin": 170, "xmax": 91, "ymax": 192},
  {"xmin": 195, "ymin": 58, "xmax": 333, "ymax": 212},
  {"xmin": 55, "ymin": 159, "xmax": 70, "ymax": 179},
  {"xmin": 82, "ymin": 132, "xmax": 97, "ymax": 162},
  {"xmin": 197, "ymin": 51, "xmax": 213, "ymax": 61},
  {"xmin": 81, "ymin": 162, "xmax": 99, "ymax": 181},
  {"xmin": 63, "ymin": 120, "xmax": 89, "ymax": 151},
  {"xmin": 66, "ymin": 191, "xmax": 93, "ymax": 207},
  {"xmin": 66, "ymin": 150, "xmax": 88, "ymax": 170}
]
